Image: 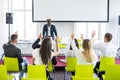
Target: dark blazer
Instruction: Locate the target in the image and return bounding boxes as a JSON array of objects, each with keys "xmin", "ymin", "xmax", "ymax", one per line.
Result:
[
  {"xmin": 43, "ymin": 24, "xmax": 58, "ymax": 40},
  {"xmin": 3, "ymin": 43, "xmax": 23, "ymax": 70}
]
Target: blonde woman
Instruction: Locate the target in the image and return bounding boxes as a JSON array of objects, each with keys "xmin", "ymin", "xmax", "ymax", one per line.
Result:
[{"xmin": 70, "ymin": 34, "xmax": 98, "ymax": 66}]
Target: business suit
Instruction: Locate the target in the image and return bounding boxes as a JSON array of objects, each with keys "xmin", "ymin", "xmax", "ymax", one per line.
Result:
[
  {"xmin": 43, "ymin": 24, "xmax": 58, "ymax": 40},
  {"xmin": 3, "ymin": 43, "xmax": 23, "ymax": 70}
]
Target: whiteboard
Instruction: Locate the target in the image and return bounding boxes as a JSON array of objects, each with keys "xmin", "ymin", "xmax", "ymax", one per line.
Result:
[{"xmin": 32, "ymin": 0, "xmax": 109, "ymax": 22}]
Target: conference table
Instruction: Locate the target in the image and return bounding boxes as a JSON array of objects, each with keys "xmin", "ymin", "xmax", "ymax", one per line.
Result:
[{"xmin": 54, "ymin": 55, "xmax": 67, "ymax": 71}]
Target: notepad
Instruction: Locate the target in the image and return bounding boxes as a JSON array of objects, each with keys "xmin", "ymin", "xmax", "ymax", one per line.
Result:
[{"xmin": 60, "ymin": 59, "xmax": 67, "ymax": 63}]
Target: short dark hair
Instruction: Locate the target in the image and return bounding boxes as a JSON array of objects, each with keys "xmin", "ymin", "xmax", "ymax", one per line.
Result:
[
  {"xmin": 47, "ymin": 19, "xmax": 51, "ymax": 21},
  {"xmin": 104, "ymin": 33, "xmax": 112, "ymax": 42},
  {"xmin": 11, "ymin": 34, "xmax": 18, "ymax": 41}
]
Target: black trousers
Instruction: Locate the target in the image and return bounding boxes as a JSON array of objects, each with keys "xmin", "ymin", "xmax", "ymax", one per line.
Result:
[
  {"xmin": 52, "ymin": 56, "xmax": 57, "ymax": 65},
  {"xmin": 94, "ymin": 61, "xmax": 104, "ymax": 80}
]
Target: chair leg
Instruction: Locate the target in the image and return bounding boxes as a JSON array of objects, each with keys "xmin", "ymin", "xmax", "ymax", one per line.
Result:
[
  {"xmin": 54, "ymin": 71, "xmax": 55, "ymax": 80},
  {"xmin": 19, "ymin": 69, "xmax": 25, "ymax": 79},
  {"xmin": 64, "ymin": 67, "xmax": 66, "ymax": 80},
  {"xmin": 14, "ymin": 76, "xmax": 16, "ymax": 80}
]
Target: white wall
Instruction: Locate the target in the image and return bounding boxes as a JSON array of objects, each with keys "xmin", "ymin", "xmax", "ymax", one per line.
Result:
[
  {"xmin": 105, "ymin": 0, "xmax": 120, "ymax": 47},
  {"xmin": 0, "ymin": 0, "xmax": 120, "ymax": 54},
  {"xmin": 35, "ymin": 0, "xmax": 120, "ymax": 47},
  {"xmin": 0, "ymin": 0, "xmax": 8, "ymax": 54},
  {"xmin": 37, "ymin": 22, "xmax": 74, "ymax": 38}
]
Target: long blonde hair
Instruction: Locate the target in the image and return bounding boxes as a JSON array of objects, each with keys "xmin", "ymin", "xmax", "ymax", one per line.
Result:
[{"xmin": 82, "ymin": 39, "xmax": 94, "ymax": 63}]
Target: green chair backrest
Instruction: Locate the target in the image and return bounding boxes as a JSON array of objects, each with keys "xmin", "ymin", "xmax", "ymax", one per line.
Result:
[
  {"xmin": 0, "ymin": 65, "xmax": 8, "ymax": 80},
  {"xmin": 100, "ymin": 57, "xmax": 115, "ymax": 71},
  {"xmin": 28, "ymin": 65, "xmax": 46, "ymax": 79},
  {"xmin": 4, "ymin": 57, "xmax": 19, "ymax": 72},
  {"xmin": 77, "ymin": 39, "xmax": 82, "ymax": 43},
  {"xmin": 66, "ymin": 57, "xmax": 77, "ymax": 72},
  {"xmin": 75, "ymin": 64, "xmax": 94, "ymax": 78},
  {"xmin": 48, "ymin": 61, "xmax": 53, "ymax": 72},
  {"xmin": 58, "ymin": 43, "xmax": 66, "ymax": 49},
  {"xmin": 73, "ymin": 77, "xmax": 98, "ymax": 80},
  {"xmin": 22, "ymin": 78, "xmax": 44, "ymax": 80},
  {"xmin": 105, "ymin": 64, "xmax": 120, "ymax": 80}
]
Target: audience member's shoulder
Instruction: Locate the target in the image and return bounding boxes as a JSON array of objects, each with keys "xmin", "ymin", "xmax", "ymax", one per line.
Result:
[
  {"xmin": 33, "ymin": 48, "xmax": 40, "ymax": 53},
  {"xmin": 15, "ymin": 46, "xmax": 21, "ymax": 51},
  {"xmin": 3, "ymin": 43, "xmax": 9, "ymax": 49}
]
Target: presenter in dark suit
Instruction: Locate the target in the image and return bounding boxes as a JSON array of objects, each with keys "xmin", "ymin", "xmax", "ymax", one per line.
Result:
[{"xmin": 43, "ymin": 19, "xmax": 58, "ymax": 40}]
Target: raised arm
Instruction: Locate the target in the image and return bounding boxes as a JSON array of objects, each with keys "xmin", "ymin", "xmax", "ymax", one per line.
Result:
[
  {"xmin": 53, "ymin": 36, "xmax": 59, "ymax": 56},
  {"xmin": 32, "ymin": 33, "xmax": 42, "ymax": 49},
  {"xmin": 70, "ymin": 33, "xmax": 79, "ymax": 51}
]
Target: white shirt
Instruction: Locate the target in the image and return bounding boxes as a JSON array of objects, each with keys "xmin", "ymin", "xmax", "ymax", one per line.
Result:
[
  {"xmin": 70, "ymin": 40, "xmax": 98, "ymax": 67},
  {"xmin": 67, "ymin": 50, "xmax": 76, "ymax": 57},
  {"xmin": 32, "ymin": 48, "xmax": 53, "ymax": 65},
  {"xmin": 93, "ymin": 42, "xmax": 118, "ymax": 57},
  {"xmin": 47, "ymin": 25, "xmax": 51, "ymax": 36}
]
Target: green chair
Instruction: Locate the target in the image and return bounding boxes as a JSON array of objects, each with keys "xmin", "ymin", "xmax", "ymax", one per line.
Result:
[
  {"xmin": 72, "ymin": 77, "xmax": 98, "ymax": 80},
  {"xmin": 72, "ymin": 64, "xmax": 98, "ymax": 80},
  {"xmin": 4, "ymin": 57, "xmax": 19, "ymax": 72},
  {"xmin": 103, "ymin": 64, "xmax": 120, "ymax": 80},
  {"xmin": 48, "ymin": 61, "xmax": 55, "ymax": 79},
  {"xmin": 4, "ymin": 57, "xmax": 26, "ymax": 79},
  {"xmin": 27, "ymin": 65, "xmax": 47, "ymax": 80},
  {"xmin": 22, "ymin": 78, "xmax": 45, "ymax": 80},
  {"xmin": 66, "ymin": 57, "xmax": 77, "ymax": 72},
  {"xmin": 48, "ymin": 61, "xmax": 54, "ymax": 72},
  {"xmin": 58, "ymin": 43, "xmax": 66, "ymax": 49},
  {"xmin": 65, "ymin": 57, "xmax": 77, "ymax": 80},
  {"xmin": 98, "ymin": 57, "xmax": 115, "ymax": 73},
  {"xmin": 0, "ymin": 65, "xmax": 15, "ymax": 80}
]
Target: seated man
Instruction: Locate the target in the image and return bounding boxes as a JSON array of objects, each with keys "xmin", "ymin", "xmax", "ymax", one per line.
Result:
[
  {"xmin": 3, "ymin": 34, "xmax": 28, "ymax": 78},
  {"xmin": 93, "ymin": 33, "xmax": 118, "ymax": 80}
]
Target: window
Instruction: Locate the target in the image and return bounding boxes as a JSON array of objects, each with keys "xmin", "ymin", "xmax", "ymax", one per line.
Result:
[
  {"xmin": 87, "ymin": 23, "xmax": 98, "ymax": 39},
  {"xmin": 74, "ymin": 23, "xmax": 99, "ymax": 40},
  {"xmin": 10, "ymin": 0, "xmax": 36, "ymax": 40}
]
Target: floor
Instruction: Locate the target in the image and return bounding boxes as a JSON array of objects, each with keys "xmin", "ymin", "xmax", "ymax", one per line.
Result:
[{"xmin": 1, "ymin": 55, "xmax": 120, "ymax": 80}]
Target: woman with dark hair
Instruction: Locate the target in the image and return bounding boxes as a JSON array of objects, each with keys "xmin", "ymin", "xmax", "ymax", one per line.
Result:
[
  {"xmin": 32, "ymin": 37, "xmax": 59, "ymax": 64},
  {"xmin": 32, "ymin": 33, "xmax": 57, "ymax": 65},
  {"xmin": 39, "ymin": 37, "xmax": 58, "ymax": 65},
  {"xmin": 32, "ymin": 36, "xmax": 59, "ymax": 78}
]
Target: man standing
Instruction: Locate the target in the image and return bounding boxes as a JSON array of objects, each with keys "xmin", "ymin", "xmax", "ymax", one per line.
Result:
[{"xmin": 43, "ymin": 19, "xmax": 58, "ymax": 40}]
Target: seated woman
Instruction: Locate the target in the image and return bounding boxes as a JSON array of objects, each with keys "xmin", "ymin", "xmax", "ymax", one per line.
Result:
[
  {"xmin": 70, "ymin": 33, "xmax": 98, "ymax": 66},
  {"xmin": 32, "ymin": 33, "xmax": 57, "ymax": 65},
  {"xmin": 32, "ymin": 35, "xmax": 59, "ymax": 79}
]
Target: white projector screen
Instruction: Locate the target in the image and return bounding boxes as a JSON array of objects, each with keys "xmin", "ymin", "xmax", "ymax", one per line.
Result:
[{"xmin": 32, "ymin": 0, "xmax": 109, "ymax": 22}]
